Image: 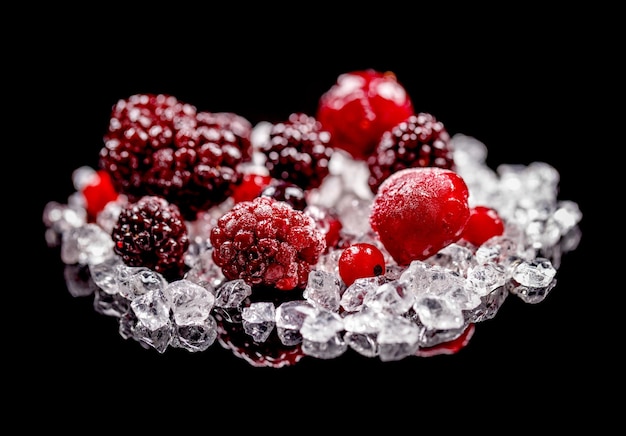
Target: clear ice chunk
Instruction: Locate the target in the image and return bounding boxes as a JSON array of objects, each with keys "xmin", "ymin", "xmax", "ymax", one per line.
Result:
[
  {"xmin": 242, "ymin": 301, "xmax": 276, "ymax": 343},
  {"xmin": 130, "ymin": 289, "xmax": 171, "ymax": 331},
  {"xmin": 172, "ymin": 315, "xmax": 218, "ymax": 352},
  {"xmin": 303, "ymin": 269, "xmax": 342, "ymax": 312},
  {"xmin": 163, "ymin": 279, "xmax": 216, "ymax": 326},
  {"xmin": 214, "ymin": 279, "xmax": 252, "ymax": 308},
  {"xmin": 61, "ymin": 223, "xmax": 115, "ymax": 266}
]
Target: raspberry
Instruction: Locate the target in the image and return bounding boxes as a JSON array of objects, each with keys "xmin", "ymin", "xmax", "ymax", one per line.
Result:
[
  {"xmin": 367, "ymin": 113, "xmax": 455, "ymax": 193},
  {"xmin": 316, "ymin": 70, "xmax": 414, "ymax": 161},
  {"xmin": 111, "ymin": 195, "xmax": 189, "ymax": 280},
  {"xmin": 338, "ymin": 242, "xmax": 386, "ymax": 286},
  {"xmin": 99, "ymin": 93, "xmax": 252, "ymax": 220},
  {"xmin": 460, "ymin": 206, "xmax": 505, "ymax": 246},
  {"xmin": 369, "ymin": 167, "xmax": 470, "ymax": 266},
  {"xmin": 258, "ymin": 113, "xmax": 333, "ymax": 191},
  {"xmin": 260, "ymin": 180, "xmax": 307, "ymax": 211},
  {"xmin": 209, "ymin": 196, "xmax": 326, "ymax": 291}
]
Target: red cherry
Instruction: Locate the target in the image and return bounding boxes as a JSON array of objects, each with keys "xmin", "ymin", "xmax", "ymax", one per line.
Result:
[
  {"xmin": 338, "ymin": 242, "xmax": 386, "ymax": 286},
  {"xmin": 461, "ymin": 206, "xmax": 505, "ymax": 246},
  {"xmin": 82, "ymin": 169, "xmax": 119, "ymax": 221},
  {"xmin": 316, "ymin": 69, "xmax": 414, "ymax": 161},
  {"xmin": 231, "ymin": 173, "xmax": 273, "ymax": 203},
  {"xmin": 369, "ymin": 167, "xmax": 470, "ymax": 266}
]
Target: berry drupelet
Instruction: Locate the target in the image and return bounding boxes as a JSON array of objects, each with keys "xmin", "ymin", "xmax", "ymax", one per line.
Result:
[
  {"xmin": 258, "ymin": 113, "xmax": 333, "ymax": 191},
  {"xmin": 209, "ymin": 196, "xmax": 326, "ymax": 291},
  {"xmin": 99, "ymin": 93, "xmax": 253, "ymax": 221},
  {"xmin": 111, "ymin": 195, "xmax": 190, "ymax": 280},
  {"xmin": 367, "ymin": 112, "xmax": 455, "ymax": 194}
]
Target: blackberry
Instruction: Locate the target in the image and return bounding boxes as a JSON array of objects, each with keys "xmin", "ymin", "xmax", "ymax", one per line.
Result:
[
  {"xmin": 366, "ymin": 113, "xmax": 455, "ymax": 194},
  {"xmin": 111, "ymin": 195, "xmax": 189, "ymax": 280},
  {"xmin": 99, "ymin": 93, "xmax": 252, "ymax": 221},
  {"xmin": 259, "ymin": 180, "xmax": 307, "ymax": 211},
  {"xmin": 259, "ymin": 113, "xmax": 333, "ymax": 191},
  {"xmin": 209, "ymin": 196, "xmax": 326, "ymax": 291}
]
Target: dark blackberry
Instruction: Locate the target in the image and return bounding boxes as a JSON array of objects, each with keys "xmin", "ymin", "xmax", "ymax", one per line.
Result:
[
  {"xmin": 99, "ymin": 93, "xmax": 253, "ymax": 221},
  {"xmin": 259, "ymin": 113, "xmax": 333, "ymax": 191},
  {"xmin": 111, "ymin": 195, "xmax": 189, "ymax": 280},
  {"xmin": 259, "ymin": 180, "xmax": 307, "ymax": 210},
  {"xmin": 209, "ymin": 196, "xmax": 326, "ymax": 291},
  {"xmin": 366, "ymin": 113, "xmax": 455, "ymax": 194}
]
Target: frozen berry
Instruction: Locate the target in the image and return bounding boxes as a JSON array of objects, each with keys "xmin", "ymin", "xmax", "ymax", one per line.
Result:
[
  {"xmin": 461, "ymin": 206, "xmax": 505, "ymax": 246},
  {"xmin": 370, "ymin": 167, "xmax": 470, "ymax": 266},
  {"xmin": 367, "ymin": 113, "xmax": 455, "ymax": 193},
  {"xmin": 304, "ymin": 205, "xmax": 343, "ymax": 253},
  {"xmin": 231, "ymin": 173, "xmax": 273, "ymax": 203},
  {"xmin": 99, "ymin": 93, "xmax": 252, "ymax": 220},
  {"xmin": 316, "ymin": 70, "xmax": 414, "ymax": 161},
  {"xmin": 338, "ymin": 242, "xmax": 386, "ymax": 286},
  {"xmin": 210, "ymin": 196, "xmax": 326, "ymax": 291},
  {"xmin": 111, "ymin": 195, "xmax": 189, "ymax": 280},
  {"xmin": 258, "ymin": 113, "xmax": 333, "ymax": 191},
  {"xmin": 260, "ymin": 181, "xmax": 307, "ymax": 210},
  {"xmin": 81, "ymin": 169, "xmax": 119, "ymax": 221}
]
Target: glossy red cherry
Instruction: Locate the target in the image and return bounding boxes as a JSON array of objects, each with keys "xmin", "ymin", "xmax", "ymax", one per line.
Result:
[
  {"xmin": 316, "ymin": 70, "xmax": 414, "ymax": 161},
  {"xmin": 338, "ymin": 242, "xmax": 386, "ymax": 286},
  {"xmin": 370, "ymin": 167, "xmax": 470, "ymax": 265},
  {"xmin": 461, "ymin": 206, "xmax": 505, "ymax": 246}
]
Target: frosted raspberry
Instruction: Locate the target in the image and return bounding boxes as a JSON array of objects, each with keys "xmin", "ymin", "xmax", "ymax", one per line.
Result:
[{"xmin": 210, "ymin": 196, "xmax": 326, "ymax": 291}]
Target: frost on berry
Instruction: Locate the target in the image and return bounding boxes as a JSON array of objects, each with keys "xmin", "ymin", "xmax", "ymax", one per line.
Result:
[
  {"xmin": 258, "ymin": 113, "xmax": 333, "ymax": 191},
  {"xmin": 99, "ymin": 93, "xmax": 253, "ymax": 221},
  {"xmin": 111, "ymin": 195, "xmax": 189, "ymax": 280},
  {"xmin": 367, "ymin": 112, "xmax": 455, "ymax": 193},
  {"xmin": 210, "ymin": 196, "xmax": 326, "ymax": 291}
]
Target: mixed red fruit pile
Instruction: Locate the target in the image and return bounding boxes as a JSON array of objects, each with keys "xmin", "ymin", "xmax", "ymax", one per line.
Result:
[{"xmin": 81, "ymin": 69, "xmax": 506, "ymax": 365}]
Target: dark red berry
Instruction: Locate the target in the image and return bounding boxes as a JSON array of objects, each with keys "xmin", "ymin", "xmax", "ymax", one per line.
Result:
[
  {"xmin": 99, "ymin": 94, "xmax": 253, "ymax": 220},
  {"xmin": 316, "ymin": 70, "xmax": 414, "ymax": 161},
  {"xmin": 461, "ymin": 206, "xmax": 505, "ymax": 246},
  {"xmin": 367, "ymin": 112, "xmax": 455, "ymax": 193},
  {"xmin": 260, "ymin": 181, "xmax": 307, "ymax": 210},
  {"xmin": 210, "ymin": 196, "xmax": 326, "ymax": 291},
  {"xmin": 259, "ymin": 113, "xmax": 333, "ymax": 191},
  {"xmin": 338, "ymin": 242, "xmax": 386, "ymax": 286},
  {"xmin": 111, "ymin": 195, "xmax": 189, "ymax": 280}
]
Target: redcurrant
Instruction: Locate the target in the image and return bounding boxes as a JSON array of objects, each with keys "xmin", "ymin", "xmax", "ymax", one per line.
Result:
[
  {"xmin": 82, "ymin": 169, "xmax": 119, "ymax": 221},
  {"xmin": 461, "ymin": 206, "xmax": 505, "ymax": 246},
  {"xmin": 338, "ymin": 242, "xmax": 386, "ymax": 286},
  {"xmin": 231, "ymin": 173, "xmax": 273, "ymax": 203}
]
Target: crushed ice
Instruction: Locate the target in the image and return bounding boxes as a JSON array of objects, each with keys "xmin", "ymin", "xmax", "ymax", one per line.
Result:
[{"xmin": 43, "ymin": 132, "xmax": 583, "ymax": 362}]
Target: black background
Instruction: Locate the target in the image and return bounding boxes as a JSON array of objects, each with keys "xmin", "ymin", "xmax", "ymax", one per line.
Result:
[{"xmin": 14, "ymin": 5, "xmax": 617, "ymax": 430}]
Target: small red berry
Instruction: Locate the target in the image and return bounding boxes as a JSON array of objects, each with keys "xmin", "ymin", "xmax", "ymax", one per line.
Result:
[
  {"xmin": 81, "ymin": 169, "xmax": 119, "ymax": 221},
  {"xmin": 461, "ymin": 206, "xmax": 505, "ymax": 246},
  {"xmin": 231, "ymin": 173, "xmax": 273, "ymax": 203},
  {"xmin": 338, "ymin": 242, "xmax": 386, "ymax": 286}
]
